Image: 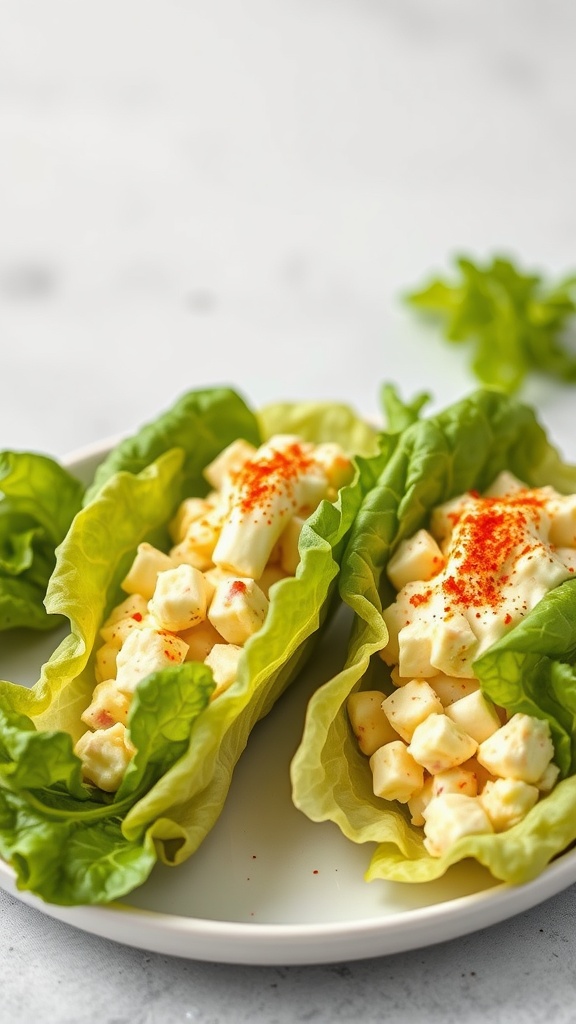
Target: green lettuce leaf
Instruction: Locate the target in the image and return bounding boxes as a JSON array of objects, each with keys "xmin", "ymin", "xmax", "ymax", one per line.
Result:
[
  {"xmin": 0, "ymin": 662, "xmax": 213, "ymax": 905},
  {"xmin": 85, "ymin": 386, "xmax": 261, "ymax": 503},
  {"xmin": 291, "ymin": 388, "xmax": 576, "ymax": 885},
  {"xmin": 406, "ymin": 254, "xmax": 576, "ymax": 394},
  {"xmin": 0, "ymin": 453, "xmax": 84, "ymax": 631},
  {"xmin": 0, "ymin": 387, "xmax": 377, "ymax": 904}
]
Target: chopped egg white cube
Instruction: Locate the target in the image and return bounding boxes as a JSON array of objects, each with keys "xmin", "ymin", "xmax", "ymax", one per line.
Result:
[
  {"xmin": 369, "ymin": 740, "xmax": 424, "ymax": 803},
  {"xmin": 207, "ymin": 577, "xmax": 269, "ymax": 645},
  {"xmin": 408, "ymin": 713, "xmax": 478, "ymax": 774},
  {"xmin": 548, "ymin": 493, "xmax": 576, "ymax": 547},
  {"xmin": 381, "ymin": 679, "xmax": 444, "ymax": 742},
  {"xmin": 428, "ymin": 674, "xmax": 480, "ymax": 707},
  {"xmin": 115, "ymin": 627, "xmax": 189, "ymax": 695},
  {"xmin": 257, "ymin": 563, "xmax": 290, "ymax": 597},
  {"xmin": 379, "ymin": 602, "xmax": 405, "ymax": 666},
  {"xmin": 171, "ymin": 507, "xmax": 224, "ymax": 572},
  {"xmin": 102, "ymin": 593, "xmax": 149, "ymax": 629},
  {"xmin": 429, "ymin": 611, "xmax": 479, "ymax": 678},
  {"xmin": 431, "ymin": 765, "xmax": 478, "ymax": 798},
  {"xmin": 95, "ymin": 642, "xmax": 119, "ymax": 684},
  {"xmin": 482, "ymin": 471, "xmax": 527, "ymax": 498},
  {"xmin": 168, "ymin": 496, "xmax": 213, "ymax": 544},
  {"xmin": 99, "ymin": 612, "xmax": 150, "ymax": 649},
  {"xmin": 387, "ymin": 530, "xmax": 445, "ymax": 591},
  {"xmin": 347, "ymin": 690, "xmax": 399, "ymax": 756},
  {"xmin": 121, "ymin": 543, "xmax": 175, "ymax": 600},
  {"xmin": 74, "ymin": 723, "xmax": 135, "ymax": 793},
  {"xmin": 179, "ymin": 619, "xmax": 225, "ymax": 662},
  {"xmin": 408, "ymin": 776, "xmax": 434, "ymax": 827},
  {"xmin": 422, "ymin": 793, "xmax": 493, "ymax": 856},
  {"xmin": 203, "ymin": 438, "xmax": 258, "ymax": 492},
  {"xmin": 149, "ymin": 563, "xmax": 211, "ymax": 632},
  {"xmin": 81, "ymin": 680, "xmax": 130, "ymax": 730},
  {"xmin": 479, "ymin": 777, "xmax": 539, "ymax": 831},
  {"xmin": 444, "ymin": 689, "xmax": 501, "ymax": 745},
  {"xmin": 204, "ymin": 643, "xmax": 243, "ymax": 698},
  {"xmin": 277, "ymin": 515, "xmax": 305, "ymax": 576},
  {"xmin": 477, "ymin": 713, "xmax": 554, "ymax": 784},
  {"xmin": 536, "ymin": 761, "xmax": 561, "ymax": 792},
  {"xmin": 397, "ymin": 619, "xmax": 435, "ymax": 678}
]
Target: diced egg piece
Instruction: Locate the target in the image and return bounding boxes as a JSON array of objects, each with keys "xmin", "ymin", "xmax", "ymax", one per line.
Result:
[
  {"xmin": 170, "ymin": 508, "xmax": 223, "ymax": 572},
  {"xmin": 95, "ymin": 642, "xmax": 119, "ymax": 684},
  {"xmin": 74, "ymin": 722, "xmax": 135, "ymax": 793},
  {"xmin": 479, "ymin": 777, "xmax": 539, "ymax": 831},
  {"xmin": 429, "ymin": 611, "xmax": 479, "ymax": 678},
  {"xmin": 277, "ymin": 515, "xmax": 305, "ymax": 576},
  {"xmin": 477, "ymin": 713, "xmax": 554, "ymax": 784},
  {"xmin": 408, "ymin": 713, "xmax": 477, "ymax": 774},
  {"xmin": 310, "ymin": 442, "xmax": 354, "ymax": 492},
  {"xmin": 347, "ymin": 690, "xmax": 399, "ymax": 756},
  {"xmin": 257, "ymin": 563, "xmax": 290, "ymax": 597},
  {"xmin": 379, "ymin": 602, "xmax": 405, "ymax": 666},
  {"xmin": 431, "ymin": 765, "xmax": 478, "ymax": 798},
  {"xmin": 149, "ymin": 563, "xmax": 211, "ymax": 632},
  {"xmin": 99, "ymin": 612, "xmax": 150, "ymax": 650},
  {"xmin": 207, "ymin": 577, "xmax": 269, "ymax": 645},
  {"xmin": 429, "ymin": 493, "xmax": 476, "ymax": 547},
  {"xmin": 408, "ymin": 776, "xmax": 434, "ymax": 827},
  {"xmin": 444, "ymin": 690, "xmax": 501, "ymax": 745},
  {"xmin": 369, "ymin": 740, "xmax": 424, "ymax": 803},
  {"xmin": 81, "ymin": 680, "xmax": 131, "ymax": 730},
  {"xmin": 547, "ymin": 493, "xmax": 576, "ymax": 547},
  {"xmin": 203, "ymin": 438, "xmax": 258, "ymax": 491},
  {"xmin": 422, "ymin": 794, "xmax": 493, "ymax": 855},
  {"xmin": 397, "ymin": 619, "xmax": 435, "ymax": 678},
  {"xmin": 536, "ymin": 761, "xmax": 561, "ymax": 792},
  {"xmin": 428, "ymin": 674, "xmax": 479, "ymax": 707},
  {"xmin": 121, "ymin": 543, "xmax": 175, "ymax": 600},
  {"xmin": 169, "ymin": 496, "xmax": 213, "ymax": 544},
  {"xmin": 381, "ymin": 679, "xmax": 444, "ymax": 743},
  {"xmin": 386, "ymin": 530, "xmax": 445, "ymax": 591},
  {"xmin": 102, "ymin": 594, "xmax": 149, "ymax": 629},
  {"xmin": 115, "ymin": 627, "xmax": 189, "ymax": 695},
  {"xmin": 482, "ymin": 471, "xmax": 528, "ymax": 498},
  {"xmin": 179, "ymin": 619, "xmax": 225, "ymax": 662},
  {"xmin": 204, "ymin": 643, "xmax": 243, "ymax": 699}
]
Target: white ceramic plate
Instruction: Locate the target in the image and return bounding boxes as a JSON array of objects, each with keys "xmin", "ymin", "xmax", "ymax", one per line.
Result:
[{"xmin": 1, "ymin": 440, "xmax": 575, "ymax": 966}]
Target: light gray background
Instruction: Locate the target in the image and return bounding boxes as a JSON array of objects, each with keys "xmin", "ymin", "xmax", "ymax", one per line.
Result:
[{"xmin": 1, "ymin": 1, "xmax": 576, "ymax": 1021}]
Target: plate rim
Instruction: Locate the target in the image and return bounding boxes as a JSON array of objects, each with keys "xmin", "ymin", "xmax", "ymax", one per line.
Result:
[{"xmin": 1, "ymin": 849, "xmax": 576, "ymax": 964}]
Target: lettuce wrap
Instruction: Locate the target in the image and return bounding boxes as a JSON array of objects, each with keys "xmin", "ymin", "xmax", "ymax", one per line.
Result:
[
  {"xmin": 0, "ymin": 386, "xmax": 378, "ymax": 905},
  {"xmin": 291, "ymin": 388, "xmax": 576, "ymax": 885}
]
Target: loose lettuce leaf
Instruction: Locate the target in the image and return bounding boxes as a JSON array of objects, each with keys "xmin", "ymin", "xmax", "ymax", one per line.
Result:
[
  {"xmin": 406, "ymin": 254, "xmax": 576, "ymax": 394},
  {"xmin": 291, "ymin": 388, "xmax": 576, "ymax": 885},
  {"xmin": 0, "ymin": 453, "xmax": 83, "ymax": 631},
  {"xmin": 0, "ymin": 388, "xmax": 377, "ymax": 904}
]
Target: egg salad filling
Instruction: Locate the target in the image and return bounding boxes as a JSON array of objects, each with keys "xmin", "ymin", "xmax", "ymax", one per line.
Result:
[
  {"xmin": 347, "ymin": 471, "xmax": 576, "ymax": 856},
  {"xmin": 74, "ymin": 434, "xmax": 353, "ymax": 792}
]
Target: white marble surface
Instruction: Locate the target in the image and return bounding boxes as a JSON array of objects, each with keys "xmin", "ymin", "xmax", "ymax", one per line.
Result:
[{"xmin": 1, "ymin": 0, "xmax": 576, "ymax": 1020}]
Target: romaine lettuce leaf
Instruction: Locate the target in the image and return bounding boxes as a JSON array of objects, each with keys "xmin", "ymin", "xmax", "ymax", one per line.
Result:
[
  {"xmin": 291, "ymin": 388, "xmax": 576, "ymax": 885},
  {"xmin": 0, "ymin": 662, "xmax": 213, "ymax": 905},
  {"xmin": 0, "ymin": 452, "xmax": 83, "ymax": 631},
  {"xmin": 0, "ymin": 386, "xmax": 377, "ymax": 904}
]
